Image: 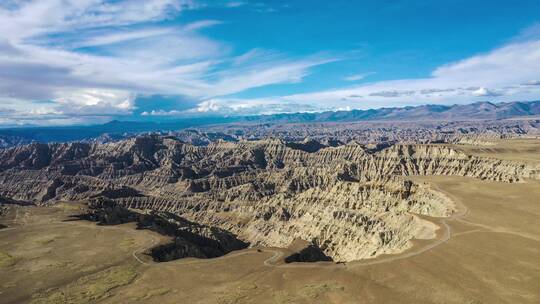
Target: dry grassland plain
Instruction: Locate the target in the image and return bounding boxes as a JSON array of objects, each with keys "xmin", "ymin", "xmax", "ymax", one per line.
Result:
[{"xmin": 1, "ymin": 139, "xmax": 539, "ymax": 304}]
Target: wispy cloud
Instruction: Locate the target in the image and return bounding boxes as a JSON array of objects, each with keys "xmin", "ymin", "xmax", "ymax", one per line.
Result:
[
  {"xmin": 1, "ymin": 1, "xmax": 539, "ymax": 125},
  {"xmin": 225, "ymin": 1, "xmax": 246, "ymax": 8},
  {"xmin": 190, "ymin": 98, "xmax": 323, "ymax": 115},
  {"xmin": 0, "ymin": 0, "xmax": 333, "ymax": 125},
  {"xmin": 214, "ymin": 37, "xmax": 540, "ymax": 114},
  {"xmin": 0, "ymin": 0, "xmax": 196, "ymax": 40},
  {"xmin": 471, "ymin": 87, "xmax": 502, "ymax": 97},
  {"xmin": 70, "ymin": 28, "xmax": 176, "ymax": 48},
  {"xmin": 344, "ymin": 72, "xmax": 373, "ymax": 82}
]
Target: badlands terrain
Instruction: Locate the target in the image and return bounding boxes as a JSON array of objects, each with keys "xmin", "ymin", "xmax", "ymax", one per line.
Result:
[{"xmin": 0, "ymin": 121, "xmax": 539, "ymax": 303}]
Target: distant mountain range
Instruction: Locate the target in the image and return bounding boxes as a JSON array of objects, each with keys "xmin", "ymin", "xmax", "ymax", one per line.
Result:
[
  {"xmin": 247, "ymin": 100, "xmax": 540, "ymax": 123},
  {"xmin": 1, "ymin": 101, "xmax": 539, "ymax": 147}
]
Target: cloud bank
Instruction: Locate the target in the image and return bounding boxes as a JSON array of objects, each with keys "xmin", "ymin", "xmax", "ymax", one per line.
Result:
[
  {"xmin": 0, "ymin": 0, "xmax": 333, "ymax": 125},
  {"xmin": 213, "ymin": 38, "xmax": 540, "ymax": 115},
  {"xmin": 0, "ymin": 1, "xmax": 539, "ymax": 124}
]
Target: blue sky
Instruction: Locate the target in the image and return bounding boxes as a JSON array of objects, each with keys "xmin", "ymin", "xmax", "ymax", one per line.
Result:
[{"xmin": 1, "ymin": 0, "xmax": 540, "ymax": 125}]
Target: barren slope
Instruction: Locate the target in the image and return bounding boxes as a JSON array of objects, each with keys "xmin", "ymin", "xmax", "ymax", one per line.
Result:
[{"xmin": 0, "ymin": 136, "xmax": 537, "ymax": 261}]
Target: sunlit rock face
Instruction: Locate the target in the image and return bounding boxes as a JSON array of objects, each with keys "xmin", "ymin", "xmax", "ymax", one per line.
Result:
[{"xmin": 0, "ymin": 135, "xmax": 535, "ymax": 261}]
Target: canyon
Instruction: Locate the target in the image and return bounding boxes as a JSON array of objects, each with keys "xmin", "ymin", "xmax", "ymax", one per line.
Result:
[
  {"xmin": 0, "ymin": 132, "xmax": 538, "ymax": 263},
  {"xmin": 0, "ymin": 122, "xmax": 539, "ymax": 303}
]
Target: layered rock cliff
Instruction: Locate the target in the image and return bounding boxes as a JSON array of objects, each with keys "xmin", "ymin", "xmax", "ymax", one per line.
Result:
[{"xmin": 0, "ymin": 135, "xmax": 535, "ymax": 261}]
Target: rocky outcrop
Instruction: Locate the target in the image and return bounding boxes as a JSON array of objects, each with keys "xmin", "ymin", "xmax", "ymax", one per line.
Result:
[
  {"xmin": 0, "ymin": 135, "xmax": 536, "ymax": 261},
  {"xmin": 185, "ymin": 119, "xmax": 540, "ymax": 145},
  {"xmin": 79, "ymin": 197, "xmax": 248, "ymax": 261}
]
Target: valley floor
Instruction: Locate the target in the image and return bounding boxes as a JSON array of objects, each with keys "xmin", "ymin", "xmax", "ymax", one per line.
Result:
[{"xmin": 1, "ymin": 139, "xmax": 539, "ymax": 304}]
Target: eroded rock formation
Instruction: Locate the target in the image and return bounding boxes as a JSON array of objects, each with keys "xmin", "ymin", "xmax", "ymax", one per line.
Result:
[
  {"xmin": 79, "ymin": 197, "xmax": 248, "ymax": 261},
  {"xmin": 0, "ymin": 135, "xmax": 536, "ymax": 261}
]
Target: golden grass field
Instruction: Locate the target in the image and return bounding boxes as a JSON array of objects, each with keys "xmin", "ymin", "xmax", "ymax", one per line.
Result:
[{"xmin": 1, "ymin": 139, "xmax": 539, "ymax": 304}]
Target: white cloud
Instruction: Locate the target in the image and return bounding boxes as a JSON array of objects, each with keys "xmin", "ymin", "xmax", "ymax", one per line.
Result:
[
  {"xmin": 54, "ymin": 89, "xmax": 136, "ymax": 115},
  {"xmin": 0, "ymin": 0, "xmax": 333, "ymax": 125},
  {"xmin": 0, "ymin": 0, "xmax": 195, "ymax": 41},
  {"xmin": 225, "ymin": 2, "xmax": 246, "ymax": 8},
  {"xmin": 221, "ymin": 38, "xmax": 540, "ymax": 112},
  {"xmin": 471, "ymin": 87, "xmax": 502, "ymax": 97},
  {"xmin": 71, "ymin": 28, "xmax": 176, "ymax": 48},
  {"xmin": 181, "ymin": 98, "xmax": 325, "ymax": 116},
  {"xmin": 369, "ymin": 90, "xmax": 415, "ymax": 98},
  {"xmin": 196, "ymin": 100, "xmax": 222, "ymax": 112},
  {"xmin": 2, "ymin": 1, "xmax": 539, "ymax": 124},
  {"xmin": 182, "ymin": 19, "xmax": 223, "ymax": 31},
  {"xmin": 344, "ymin": 72, "xmax": 373, "ymax": 82},
  {"xmin": 141, "ymin": 109, "xmax": 183, "ymax": 116},
  {"xmin": 206, "ymin": 56, "xmax": 337, "ymax": 97},
  {"xmin": 431, "ymin": 40, "xmax": 540, "ymax": 86},
  {"xmin": 524, "ymin": 80, "xmax": 540, "ymax": 86},
  {"xmin": 344, "ymin": 74, "xmax": 365, "ymax": 81}
]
